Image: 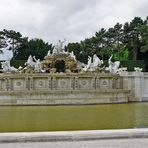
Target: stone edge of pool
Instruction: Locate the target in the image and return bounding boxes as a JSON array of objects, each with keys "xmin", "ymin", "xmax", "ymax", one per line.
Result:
[{"xmin": 0, "ymin": 129, "xmax": 148, "ymax": 143}]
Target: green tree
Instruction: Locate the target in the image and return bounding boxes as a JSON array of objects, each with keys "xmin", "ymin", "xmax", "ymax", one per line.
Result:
[
  {"xmin": 140, "ymin": 18, "xmax": 148, "ymax": 53},
  {"xmin": 123, "ymin": 17, "xmax": 144, "ymax": 60},
  {"xmin": 66, "ymin": 42, "xmax": 82, "ymax": 61},
  {"xmin": 26, "ymin": 38, "xmax": 52, "ymax": 60},
  {"xmin": 113, "ymin": 48, "xmax": 129, "ymax": 61},
  {"xmin": 14, "ymin": 37, "xmax": 29, "ymax": 60},
  {"xmin": 113, "ymin": 23, "xmax": 123, "ymax": 60},
  {"xmin": 0, "ymin": 29, "xmax": 24, "ymax": 58},
  {"xmin": 95, "ymin": 28, "xmax": 108, "ymax": 60},
  {"xmin": 104, "ymin": 27, "xmax": 115, "ymax": 58}
]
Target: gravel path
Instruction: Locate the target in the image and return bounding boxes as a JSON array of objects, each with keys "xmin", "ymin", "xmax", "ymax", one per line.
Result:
[{"xmin": 0, "ymin": 138, "xmax": 148, "ymax": 148}]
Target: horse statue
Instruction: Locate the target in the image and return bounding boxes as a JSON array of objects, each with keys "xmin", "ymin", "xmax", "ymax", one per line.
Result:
[
  {"xmin": 24, "ymin": 55, "xmax": 36, "ymax": 68},
  {"xmin": 83, "ymin": 56, "xmax": 92, "ymax": 71},
  {"xmin": 1, "ymin": 60, "xmax": 17, "ymax": 73},
  {"xmin": 91, "ymin": 54, "xmax": 103, "ymax": 70},
  {"xmin": 24, "ymin": 55, "xmax": 44, "ymax": 73},
  {"xmin": 106, "ymin": 55, "xmax": 120, "ymax": 73},
  {"xmin": 83, "ymin": 54, "xmax": 103, "ymax": 71}
]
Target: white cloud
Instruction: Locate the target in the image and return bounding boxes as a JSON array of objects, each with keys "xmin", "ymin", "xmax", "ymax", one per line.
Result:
[{"xmin": 0, "ymin": 0, "xmax": 147, "ymax": 44}]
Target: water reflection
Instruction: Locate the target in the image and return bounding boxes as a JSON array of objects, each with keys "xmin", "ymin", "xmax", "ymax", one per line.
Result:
[{"xmin": 0, "ymin": 103, "xmax": 147, "ymax": 132}]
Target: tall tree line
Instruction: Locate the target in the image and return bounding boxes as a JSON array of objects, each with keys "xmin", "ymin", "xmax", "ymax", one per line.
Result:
[
  {"xmin": 66, "ymin": 16, "xmax": 148, "ymax": 63},
  {"xmin": 0, "ymin": 29, "xmax": 53, "ymax": 60},
  {"xmin": 0, "ymin": 16, "xmax": 147, "ymax": 64}
]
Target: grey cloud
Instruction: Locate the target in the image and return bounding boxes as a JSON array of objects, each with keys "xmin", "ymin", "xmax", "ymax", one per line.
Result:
[{"xmin": 0, "ymin": 0, "xmax": 147, "ymax": 44}]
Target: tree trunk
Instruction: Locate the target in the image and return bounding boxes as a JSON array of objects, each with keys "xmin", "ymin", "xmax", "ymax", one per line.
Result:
[
  {"xmin": 133, "ymin": 47, "xmax": 138, "ymax": 60},
  {"xmin": 132, "ymin": 34, "xmax": 139, "ymax": 60}
]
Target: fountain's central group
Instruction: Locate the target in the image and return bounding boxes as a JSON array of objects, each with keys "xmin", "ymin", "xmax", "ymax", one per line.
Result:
[{"xmin": 1, "ymin": 40, "xmax": 122, "ymax": 74}]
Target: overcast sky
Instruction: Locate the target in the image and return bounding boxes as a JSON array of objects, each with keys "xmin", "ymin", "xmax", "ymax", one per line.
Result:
[{"xmin": 0, "ymin": 0, "xmax": 147, "ymax": 44}]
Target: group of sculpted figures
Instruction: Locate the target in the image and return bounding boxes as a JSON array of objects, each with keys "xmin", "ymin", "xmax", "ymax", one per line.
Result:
[
  {"xmin": 1, "ymin": 55, "xmax": 43, "ymax": 73},
  {"xmin": 83, "ymin": 54, "xmax": 103, "ymax": 72},
  {"xmin": 0, "ymin": 40, "xmax": 142, "ymax": 74},
  {"xmin": 47, "ymin": 39, "xmax": 76, "ymax": 61},
  {"xmin": 83, "ymin": 54, "xmax": 122, "ymax": 73},
  {"xmin": 0, "ymin": 54, "xmax": 121, "ymax": 74}
]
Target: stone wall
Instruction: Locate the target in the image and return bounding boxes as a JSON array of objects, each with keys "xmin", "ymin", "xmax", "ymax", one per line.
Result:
[
  {"xmin": 0, "ymin": 73, "xmax": 123, "ymax": 92},
  {"xmin": 0, "ymin": 73, "xmax": 130, "ymax": 105},
  {"xmin": 120, "ymin": 72, "xmax": 148, "ymax": 102}
]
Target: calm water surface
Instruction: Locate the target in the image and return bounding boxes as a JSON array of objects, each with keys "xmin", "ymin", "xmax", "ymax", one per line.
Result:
[{"xmin": 0, "ymin": 103, "xmax": 148, "ymax": 132}]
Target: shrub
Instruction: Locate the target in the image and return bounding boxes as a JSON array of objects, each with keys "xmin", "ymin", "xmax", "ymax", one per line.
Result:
[
  {"xmin": 10, "ymin": 60, "xmax": 26, "ymax": 68},
  {"xmin": 120, "ymin": 60, "xmax": 145, "ymax": 71}
]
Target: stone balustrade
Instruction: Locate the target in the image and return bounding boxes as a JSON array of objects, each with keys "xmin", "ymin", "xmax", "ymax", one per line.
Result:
[
  {"xmin": 0, "ymin": 72, "xmax": 131, "ymax": 105},
  {"xmin": 0, "ymin": 73, "xmax": 122, "ymax": 92}
]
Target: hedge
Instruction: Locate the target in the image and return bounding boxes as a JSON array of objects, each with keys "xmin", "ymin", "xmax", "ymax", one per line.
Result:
[
  {"xmin": 144, "ymin": 60, "xmax": 148, "ymax": 72},
  {"xmin": 120, "ymin": 60, "xmax": 145, "ymax": 71},
  {"xmin": 10, "ymin": 60, "xmax": 26, "ymax": 68}
]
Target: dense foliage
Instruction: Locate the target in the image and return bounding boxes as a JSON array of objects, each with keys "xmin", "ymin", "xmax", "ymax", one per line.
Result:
[
  {"xmin": 0, "ymin": 16, "xmax": 147, "ymax": 70},
  {"xmin": 66, "ymin": 16, "xmax": 148, "ymax": 63},
  {"xmin": 0, "ymin": 30, "xmax": 53, "ymax": 60}
]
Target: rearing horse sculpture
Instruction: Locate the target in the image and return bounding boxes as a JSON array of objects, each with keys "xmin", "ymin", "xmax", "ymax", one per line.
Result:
[
  {"xmin": 106, "ymin": 55, "xmax": 120, "ymax": 73},
  {"xmin": 25, "ymin": 55, "xmax": 36, "ymax": 68}
]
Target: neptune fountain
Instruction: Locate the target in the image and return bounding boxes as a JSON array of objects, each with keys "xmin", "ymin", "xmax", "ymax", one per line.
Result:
[
  {"xmin": 0, "ymin": 40, "xmax": 146, "ymax": 105},
  {"xmin": 0, "ymin": 40, "xmax": 121, "ymax": 74}
]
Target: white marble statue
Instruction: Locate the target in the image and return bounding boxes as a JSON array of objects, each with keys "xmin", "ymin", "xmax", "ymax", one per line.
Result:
[
  {"xmin": 117, "ymin": 67, "xmax": 127, "ymax": 74},
  {"xmin": 91, "ymin": 54, "xmax": 103, "ymax": 69},
  {"xmin": 1, "ymin": 60, "xmax": 17, "ymax": 73},
  {"xmin": 52, "ymin": 45, "xmax": 59, "ymax": 54},
  {"xmin": 83, "ymin": 54, "xmax": 103, "ymax": 71},
  {"xmin": 57, "ymin": 39, "xmax": 66, "ymax": 52},
  {"xmin": 69, "ymin": 51, "xmax": 76, "ymax": 61},
  {"xmin": 47, "ymin": 50, "xmax": 51, "ymax": 56},
  {"xmin": 105, "ymin": 55, "xmax": 120, "ymax": 73},
  {"xmin": 33, "ymin": 56, "xmax": 42, "ymax": 72},
  {"xmin": 134, "ymin": 67, "xmax": 142, "ymax": 72},
  {"xmin": 52, "ymin": 39, "xmax": 66, "ymax": 54},
  {"xmin": 24, "ymin": 55, "xmax": 44, "ymax": 72},
  {"xmin": 24, "ymin": 55, "xmax": 36, "ymax": 68},
  {"xmin": 83, "ymin": 56, "xmax": 92, "ymax": 71}
]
